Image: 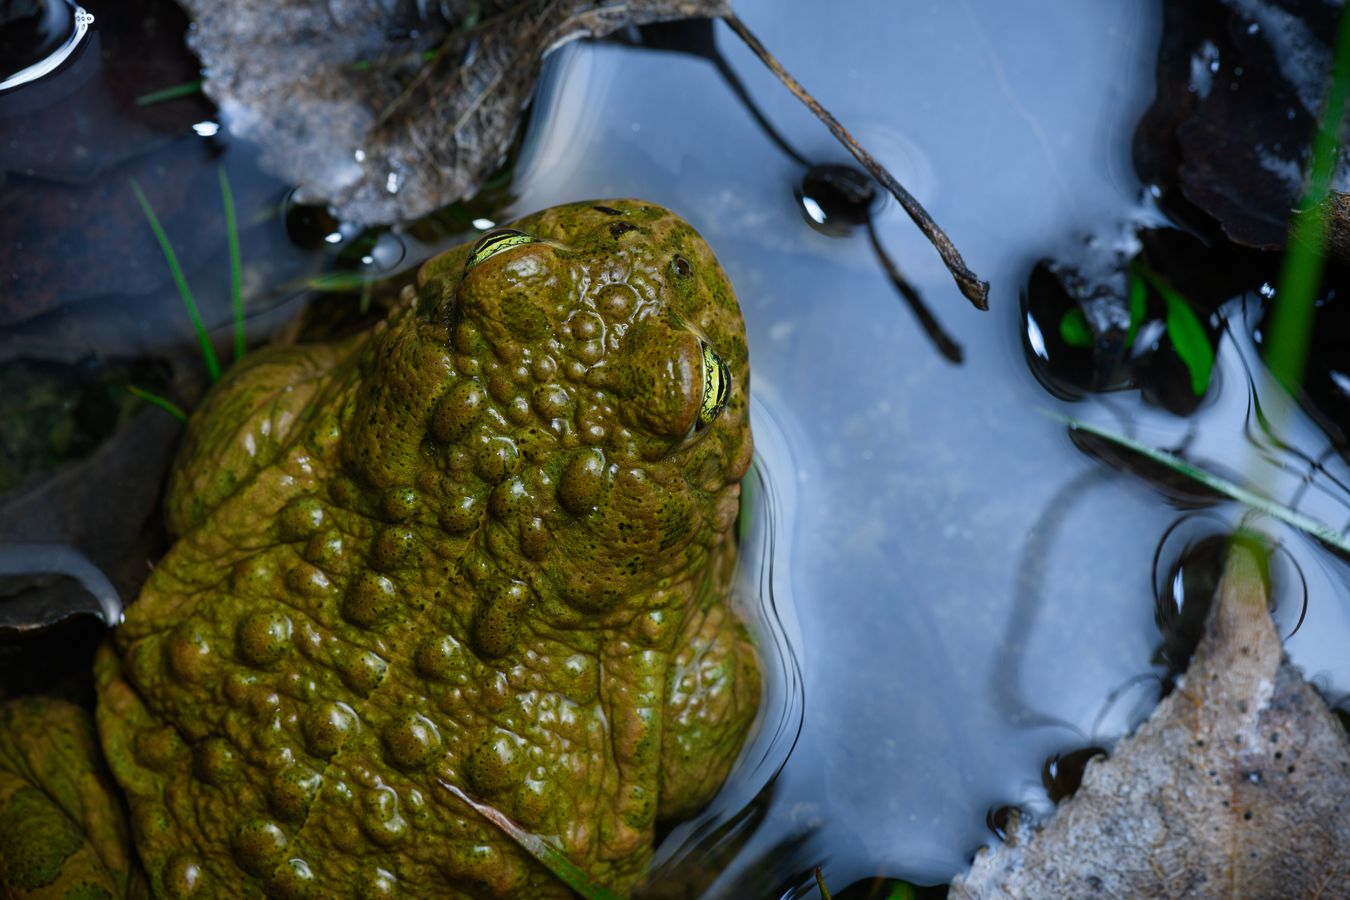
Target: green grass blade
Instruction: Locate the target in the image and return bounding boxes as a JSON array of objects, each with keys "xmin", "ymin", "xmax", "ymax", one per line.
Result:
[
  {"xmin": 130, "ymin": 179, "xmax": 222, "ymax": 382},
  {"xmin": 134, "ymin": 79, "xmax": 203, "ymax": 106},
  {"xmin": 436, "ymin": 781, "xmax": 623, "ymax": 900},
  {"xmin": 1265, "ymin": 4, "xmax": 1350, "ymax": 394},
  {"xmin": 299, "ymin": 272, "xmax": 383, "ymax": 292},
  {"xmin": 218, "ymin": 166, "xmax": 245, "ymax": 362},
  {"xmin": 814, "ymin": 867, "xmax": 833, "ymax": 900},
  {"xmin": 1055, "ymin": 413, "xmax": 1350, "ymax": 555},
  {"xmin": 359, "ymin": 278, "xmax": 373, "ymax": 316},
  {"xmin": 125, "ymin": 386, "xmax": 188, "ymax": 423}
]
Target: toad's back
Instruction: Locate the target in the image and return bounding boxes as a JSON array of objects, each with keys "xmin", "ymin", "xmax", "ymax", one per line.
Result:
[{"xmin": 94, "ymin": 200, "xmax": 760, "ymax": 898}]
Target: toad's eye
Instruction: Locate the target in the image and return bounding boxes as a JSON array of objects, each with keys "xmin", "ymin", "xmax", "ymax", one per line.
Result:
[
  {"xmin": 696, "ymin": 340, "xmax": 730, "ymax": 430},
  {"xmin": 466, "ymin": 229, "xmax": 535, "ymax": 270}
]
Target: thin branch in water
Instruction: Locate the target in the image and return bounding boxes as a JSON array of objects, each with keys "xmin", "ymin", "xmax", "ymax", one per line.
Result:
[
  {"xmin": 865, "ymin": 217, "xmax": 964, "ymax": 363},
  {"xmin": 722, "ymin": 13, "xmax": 990, "ymax": 310}
]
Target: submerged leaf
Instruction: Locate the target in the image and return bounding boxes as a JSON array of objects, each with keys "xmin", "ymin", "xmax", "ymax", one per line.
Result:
[
  {"xmin": 179, "ymin": 0, "xmax": 729, "ymax": 225},
  {"xmin": 951, "ymin": 544, "xmax": 1350, "ymax": 897}
]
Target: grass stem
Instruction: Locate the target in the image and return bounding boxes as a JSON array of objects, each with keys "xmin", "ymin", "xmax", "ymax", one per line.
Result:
[
  {"xmin": 130, "ymin": 179, "xmax": 222, "ymax": 382},
  {"xmin": 1264, "ymin": 4, "xmax": 1350, "ymax": 395},
  {"xmin": 125, "ymin": 386, "xmax": 188, "ymax": 423},
  {"xmin": 218, "ymin": 166, "xmax": 245, "ymax": 361}
]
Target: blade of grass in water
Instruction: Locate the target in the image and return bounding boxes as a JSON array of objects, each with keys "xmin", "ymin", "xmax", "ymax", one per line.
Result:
[
  {"xmin": 125, "ymin": 386, "xmax": 188, "ymax": 423},
  {"xmin": 436, "ymin": 780, "xmax": 623, "ymax": 900},
  {"xmin": 218, "ymin": 166, "xmax": 245, "ymax": 362},
  {"xmin": 130, "ymin": 179, "xmax": 222, "ymax": 382},
  {"xmin": 1056, "ymin": 413, "xmax": 1350, "ymax": 556},
  {"xmin": 134, "ymin": 79, "xmax": 203, "ymax": 106},
  {"xmin": 300, "ymin": 272, "xmax": 385, "ymax": 293},
  {"xmin": 1265, "ymin": 4, "xmax": 1350, "ymax": 394},
  {"xmin": 814, "ymin": 867, "xmax": 833, "ymax": 900}
]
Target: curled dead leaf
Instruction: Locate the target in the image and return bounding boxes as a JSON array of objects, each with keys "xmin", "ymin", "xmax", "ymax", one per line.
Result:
[
  {"xmin": 180, "ymin": 0, "xmax": 729, "ymax": 225},
  {"xmin": 951, "ymin": 542, "xmax": 1350, "ymax": 898}
]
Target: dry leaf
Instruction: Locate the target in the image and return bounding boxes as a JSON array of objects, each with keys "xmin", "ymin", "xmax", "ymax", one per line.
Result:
[
  {"xmin": 180, "ymin": 0, "xmax": 729, "ymax": 225},
  {"xmin": 951, "ymin": 543, "xmax": 1350, "ymax": 898}
]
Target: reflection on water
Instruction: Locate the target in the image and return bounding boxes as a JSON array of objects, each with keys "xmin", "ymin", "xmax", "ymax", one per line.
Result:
[
  {"xmin": 0, "ymin": 0, "xmax": 93, "ymax": 92},
  {"xmin": 7, "ymin": 0, "xmax": 1350, "ymax": 893},
  {"xmin": 643, "ymin": 395, "xmax": 806, "ymax": 896}
]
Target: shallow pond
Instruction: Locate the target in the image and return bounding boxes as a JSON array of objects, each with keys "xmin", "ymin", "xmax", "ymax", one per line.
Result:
[{"xmin": 4, "ymin": 0, "xmax": 1350, "ymax": 896}]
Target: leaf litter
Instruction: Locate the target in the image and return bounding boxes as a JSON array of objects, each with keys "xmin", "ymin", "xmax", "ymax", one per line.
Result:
[
  {"xmin": 179, "ymin": 0, "xmax": 733, "ymax": 226},
  {"xmin": 178, "ymin": 0, "xmax": 988, "ymax": 307},
  {"xmin": 950, "ymin": 540, "xmax": 1350, "ymax": 898}
]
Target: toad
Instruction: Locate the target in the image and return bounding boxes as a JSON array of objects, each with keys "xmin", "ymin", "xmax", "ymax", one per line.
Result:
[{"xmin": 0, "ymin": 200, "xmax": 759, "ymax": 898}]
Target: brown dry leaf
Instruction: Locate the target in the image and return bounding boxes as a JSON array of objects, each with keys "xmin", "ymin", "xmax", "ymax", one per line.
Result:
[
  {"xmin": 951, "ymin": 544, "xmax": 1350, "ymax": 899},
  {"xmin": 180, "ymin": 0, "xmax": 728, "ymax": 225}
]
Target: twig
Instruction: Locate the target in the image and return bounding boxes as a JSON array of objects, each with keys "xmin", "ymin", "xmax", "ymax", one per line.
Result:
[{"xmin": 722, "ymin": 13, "xmax": 990, "ymax": 309}]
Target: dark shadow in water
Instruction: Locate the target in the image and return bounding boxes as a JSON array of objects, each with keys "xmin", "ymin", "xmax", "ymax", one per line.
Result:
[
  {"xmin": 639, "ymin": 780, "xmax": 795, "ymax": 899},
  {"xmin": 633, "ymin": 19, "xmax": 811, "ymax": 168},
  {"xmin": 633, "ymin": 19, "xmax": 964, "ymax": 363},
  {"xmin": 993, "ymin": 464, "xmax": 1132, "ymax": 737},
  {"xmin": 693, "ymin": 824, "xmax": 821, "ymax": 900}
]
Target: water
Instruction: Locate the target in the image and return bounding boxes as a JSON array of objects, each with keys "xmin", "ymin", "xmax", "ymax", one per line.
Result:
[
  {"xmin": 510, "ymin": 1, "xmax": 1172, "ymax": 889},
  {"xmin": 0, "ymin": 0, "xmax": 93, "ymax": 92},
  {"xmin": 511, "ymin": 1, "xmax": 1350, "ymax": 891},
  {"xmin": 5, "ymin": 0, "xmax": 1350, "ymax": 895}
]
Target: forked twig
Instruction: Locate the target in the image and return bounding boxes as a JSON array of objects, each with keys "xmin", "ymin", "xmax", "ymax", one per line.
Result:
[{"xmin": 722, "ymin": 13, "xmax": 990, "ymax": 309}]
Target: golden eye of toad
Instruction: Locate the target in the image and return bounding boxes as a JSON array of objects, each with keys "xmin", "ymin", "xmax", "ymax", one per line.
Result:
[
  {"xmin": 466, "ymin": 230, "xmax": 535, "ymax": 270},
  {"xmin": 697, "ymin": 341, "xmax": 730, "ymax": 429}
]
